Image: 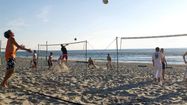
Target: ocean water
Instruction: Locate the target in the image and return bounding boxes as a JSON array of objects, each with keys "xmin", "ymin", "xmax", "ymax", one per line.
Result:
[{"xmin": 1, "ymin": 48, "xmax": 187, "ymax": 64}]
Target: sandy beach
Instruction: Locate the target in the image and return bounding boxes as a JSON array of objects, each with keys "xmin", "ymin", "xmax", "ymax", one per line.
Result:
[{"xmin": 0, "ymin": 57, "xmax": 187, "ymax": 105}]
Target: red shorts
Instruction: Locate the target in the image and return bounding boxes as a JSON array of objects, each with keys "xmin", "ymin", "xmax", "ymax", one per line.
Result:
[{"xmin": 62, "ymin": 54, "xmax": 68, "ymax": 60}]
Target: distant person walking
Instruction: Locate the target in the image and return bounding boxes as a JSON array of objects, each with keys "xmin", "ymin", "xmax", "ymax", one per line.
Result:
[
  {"xmin": 152, "ymin": 47, "xmax": 163, "ymax": 84},
  {"xmin": 106, "ymin": 53, "xmax": 113, "ymax": 70},
  {"xmin": 183, "ymin": 52, "xmax": 187, "ymax": 81},
  {"xmin": 1, "ymin": 30, "xmax": 32, "ymax": 88},
  {"xmin": 160, "ymin": 48, "xmax": 167, "ymax": 80},
  {"xmin": 60, "ymin": 44, "xmax": 68, "ymax": 62}
]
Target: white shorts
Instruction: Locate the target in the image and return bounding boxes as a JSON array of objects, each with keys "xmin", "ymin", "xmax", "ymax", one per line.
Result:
[{"xmin": 154, "ymin": 66, "xmax": 162, "ymax": 78}]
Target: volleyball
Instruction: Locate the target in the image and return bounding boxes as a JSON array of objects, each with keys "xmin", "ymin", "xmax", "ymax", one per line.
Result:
[{"xmin": 103, "ymin": 0, "xmax": 108, "ymax": 4}]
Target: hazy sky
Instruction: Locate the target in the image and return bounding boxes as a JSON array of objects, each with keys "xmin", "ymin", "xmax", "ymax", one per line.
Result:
[{"xmin": 1, "ymin": 0, "xmax": 187, "ymax": 50}]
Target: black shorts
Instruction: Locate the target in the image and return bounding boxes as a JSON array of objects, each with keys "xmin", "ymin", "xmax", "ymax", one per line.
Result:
[
  {"xmin": 33, "ymin": 60, "xmax": 37, "ymax": 65},
  {"xmin": 162, "ymin": 62, "xmax": 166, "ymax": 69},
  {"xmin": 48, "ymin": 60, "xmax": 52, "ymax": 66},
  {"xmin": 6, "ymin": 58, "xmax": 15, "ymax": 70}
]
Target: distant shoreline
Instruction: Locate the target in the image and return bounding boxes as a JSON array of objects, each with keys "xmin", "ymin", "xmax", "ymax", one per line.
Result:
[{"xmin": 1, "ymin": 48, "xmax": 187, "ymax": 65}]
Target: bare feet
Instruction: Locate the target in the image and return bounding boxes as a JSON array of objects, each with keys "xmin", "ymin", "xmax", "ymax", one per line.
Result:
[{"xmin": 1, "ymin": 83, "xmax": 8, "ymax": 88}]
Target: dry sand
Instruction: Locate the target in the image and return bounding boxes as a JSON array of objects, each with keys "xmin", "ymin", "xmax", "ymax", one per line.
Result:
[{"xmin": 0, "ymin": 57, "xmax": 187, "ymax": 105}]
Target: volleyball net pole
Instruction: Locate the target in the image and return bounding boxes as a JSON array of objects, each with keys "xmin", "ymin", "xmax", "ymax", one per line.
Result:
[
  {"xmin": 46, "ymin": 41, "xmax": 48, "ymax": 61},
  {"xmin": 85, "ymin": 40, "xmax": 88, "ymax": 69},
  {"xmin": 116, "ymin": 37, "xmax": 119, "ymax": 73}
]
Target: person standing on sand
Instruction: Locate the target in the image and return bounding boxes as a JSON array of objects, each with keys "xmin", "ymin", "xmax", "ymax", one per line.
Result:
[
  {"xmin": 1, "ymin": 30, "xmax": 32, "ymax": 88},
  {"xmin": 60, "ymin": 44, "xmax": 68, "ymax": 62},
  {"xmin": 152, "ymin": 47, "xmax": 163, "ymax": 84},
  {"xmin": 160, "ymin": 48, "xmax": 167, "ymax": 80},
  {"xmin": 88, "ymin": 57, "xmax": 96, "ymax": 69},
  {"xmin": 48, "ymin": 52, "xmax": 53, "ymax": 69},
  {"xmin": 183, "ymin": 52, "xmax": 187, "ymax": 81},
  {"xmin": 106, "ymin": 53, "xmax": 113, "ymax": 70},
  {"xmin": 32, "ymin": 50, "xmax": 37, "ymax": 69}
]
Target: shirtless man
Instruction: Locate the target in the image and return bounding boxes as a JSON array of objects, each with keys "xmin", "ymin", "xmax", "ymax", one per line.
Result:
[
  {"xmin": 106, "ymin": 54, "xmax": 113, "ymax": 70},
  {"xmin": 88, "ymin": 57, "xmax": 96, "ymax": 69},
  {"xmin": 32, "ymin": 50, "xmax": 37, "ymax": 69},
  {"xmin": 183, "ymin": 52, "xmax": 187, "ymax": 81},
  {"xmin": 160, "ymin": 48, "xmax": 167, "ymax": 80},
  {"xmin": 1, "ymin": 30, "xmax": 32, "ymax": 88},
  {"xmin": 61, "ymin": 44, "xmax": 68, "ymax": 62}
]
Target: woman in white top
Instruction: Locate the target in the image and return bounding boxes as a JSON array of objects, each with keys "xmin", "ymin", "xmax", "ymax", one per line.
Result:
[{"xmin": 152, "ymin": 47, "xmax": 163, "ymax": 83}]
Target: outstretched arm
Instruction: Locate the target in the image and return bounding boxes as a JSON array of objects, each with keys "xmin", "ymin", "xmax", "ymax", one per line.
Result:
[{"xmin": 11, "ymin": 37, "xmax": 32, "ymax": 53}]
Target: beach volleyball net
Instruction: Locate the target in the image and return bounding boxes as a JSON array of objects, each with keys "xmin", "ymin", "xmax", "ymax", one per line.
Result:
[
  {"xmin": 37, "ymin": 41, "xmax": 88, "ymax": 70},
  {"xmin": 119, "ymin": 34, "xmax": 187, "ymax": 64},
  {"xmin": 120, "ymin": 34, "xmax": 187, "ymax": 49}
]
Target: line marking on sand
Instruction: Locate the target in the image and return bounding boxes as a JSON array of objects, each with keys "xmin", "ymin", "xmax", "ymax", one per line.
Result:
[{"xmin": 11, "ymin": 85, "xmax": 84, "ymax": 105}]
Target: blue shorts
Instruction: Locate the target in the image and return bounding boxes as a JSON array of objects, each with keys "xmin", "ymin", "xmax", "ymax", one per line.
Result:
[{"xmin": 6, "ymin": 58, "xmax": 15, "ymax": 70}]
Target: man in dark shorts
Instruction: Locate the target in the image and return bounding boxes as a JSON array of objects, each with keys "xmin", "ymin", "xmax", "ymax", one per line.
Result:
[
  {"xmin": 161, "ymin": 48, "xmax": 167, "ymax": 80},
  {"xmin": 183, "ymin": 51, "xmax": 187, "ymax": 81},
  {"xmin": 61, "ymin": 44, "xmax": 68, "ymax": 62},
  {"xmin": 106, "ymin": 53, "xmax": 113, "ymax": 70},
  {"xmin": 32, "ymin": 50, "xmax": 37, "ymax": 69},
  {"xmin": 1, "ymin": 30, "xmax": 32, "ymax": 88},
  {"xmin": 48, "ymin": 52, "xmax": 53, "ymax": 69},
  {"xmin": 88, "ymin": 57, "xmax": 96, "ymax": 69}
]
